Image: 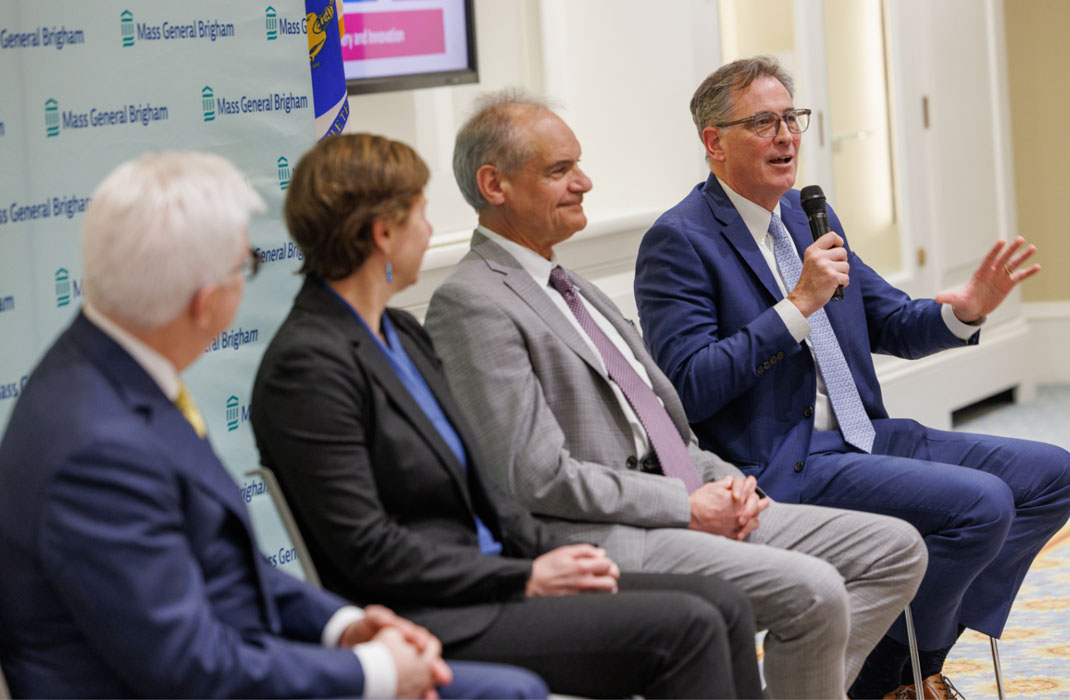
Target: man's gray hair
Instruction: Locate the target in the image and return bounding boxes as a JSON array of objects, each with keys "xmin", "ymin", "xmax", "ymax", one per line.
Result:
[
  {"xmin": 453, "ymin": 88, "xmax": 553, "ymax": 211},
  {"xmin": 81, "ymin": 151, "xmax": 265, "ymax": 329},
  {"xmin": 690, "ymin": 56, "xmax": 795, "ymax": 136}
]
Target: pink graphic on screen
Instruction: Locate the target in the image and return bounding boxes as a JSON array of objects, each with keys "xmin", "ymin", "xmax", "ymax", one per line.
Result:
[{"xmin": 341, "ymin": 9, "xmax": 445, "ymax": 60}]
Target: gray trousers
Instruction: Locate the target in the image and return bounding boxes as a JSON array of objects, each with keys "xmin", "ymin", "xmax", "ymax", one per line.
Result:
[{"xmin": 636, "ymin": 501, "xmax": 927, "ymax": 699}]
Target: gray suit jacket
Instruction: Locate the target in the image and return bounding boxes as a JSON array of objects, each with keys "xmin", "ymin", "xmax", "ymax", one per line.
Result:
[{"xmin": 425, "ymin": 232, "xmax": 743, "ymax": 570}]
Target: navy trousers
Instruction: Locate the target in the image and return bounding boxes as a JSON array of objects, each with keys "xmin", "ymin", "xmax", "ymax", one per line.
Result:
[
  {"xmin": 801, "ymin": 418, "xmax": 1070, "ymax": 649},
  {"xmin": 441, "ymin": 662, "xmax": 548, "ymax": 699}
]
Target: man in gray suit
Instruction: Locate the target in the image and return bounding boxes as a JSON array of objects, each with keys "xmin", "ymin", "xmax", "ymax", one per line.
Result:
[{"xmin": 424, "ymin": 90, "xmax": 928, "ymax": 699}]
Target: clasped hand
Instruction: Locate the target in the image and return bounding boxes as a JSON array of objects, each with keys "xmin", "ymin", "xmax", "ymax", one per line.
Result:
[
  {"xmin": 688, "ymin": 475, "xmax": 771, "ymax": 540},
  {"xmin": 340, "ymin": 605, "xmax": 452, "ymax": 699},
  {"xmin": 526, "ymin": 543, "xmax": 621, "ymax": 597}
]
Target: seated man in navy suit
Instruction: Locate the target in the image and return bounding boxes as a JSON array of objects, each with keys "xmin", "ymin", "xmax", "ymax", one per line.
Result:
[
  {"xmin": 633, "ymin": 55, "xmax": 1070, "ymax": 698},
  {"xmin": 0, "ymin": 151, "xmax": 546, "ymax": 699}
]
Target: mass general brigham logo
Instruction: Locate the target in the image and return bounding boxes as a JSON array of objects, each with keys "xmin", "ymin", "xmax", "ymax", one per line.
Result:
[
  {"xmin": 45, "ymin": 98, "xmax": 59, "ymax": 137},
  {"xmin": 265, "ymin": 6, "xmax": 278, "ymax": 40},
  {"xmin": 55, "ymin": 268, "xmax": 71, "ymax": 307},
  {"xmin": 202, "ymin": 86, "xmax": 215, "ymax": 122},
  {"xmin": 120, "ymin": 10, "xmax": 135, "ymax": 47},
  {"xmin": 277, "ymin": 157, "xmax": 291, "ymax": 191},
  {"xmin": 225, "ymin": 394, "xmax": 253, "ymax": 432}
]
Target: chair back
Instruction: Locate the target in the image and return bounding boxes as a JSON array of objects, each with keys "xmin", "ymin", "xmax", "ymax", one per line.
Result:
[
  {"xmin": 0, "ymin": 658, "xmax": 12, "ymax": 700},
  {"xmin": 244, "ymin": 467, "xmax": 321, "ymax": 587}
]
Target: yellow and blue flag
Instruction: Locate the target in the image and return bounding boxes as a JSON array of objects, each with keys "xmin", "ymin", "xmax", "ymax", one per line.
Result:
[{"xmin": 306, "ymin": 0, "xmax": 349, "ymax": 139}]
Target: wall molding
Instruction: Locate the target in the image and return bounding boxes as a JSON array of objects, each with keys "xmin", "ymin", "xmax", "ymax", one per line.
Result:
[
  {"xmin": 396, "ymin": 209, "xmax": 660, "ymax": 318},
  {"xmin": 418, "ymin": 207, "xmax": 662, "ymax": 275},
  {"xmin": 873, "ymin": 317, "xmax": 1032, "ymax": 430},
  {"xmin": 401, "ymin": 218, "xmax": 1069, "ymax": 430},
  {"xmin": 1022, "ymin": 301, "xmax": 1070, "ymax": 386}
]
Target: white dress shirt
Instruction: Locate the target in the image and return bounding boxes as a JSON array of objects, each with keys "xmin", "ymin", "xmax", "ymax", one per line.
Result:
[
  {"xmin": 479, "ymin": 226, "xmax": 660, "ymax": 459},
  {"xmin": 716, "ymin": 176, "xmax": 981, "ymax": 432},
  {"xmin": 83, "ymin": 303, "xmax": 397, "ymax": 699}
]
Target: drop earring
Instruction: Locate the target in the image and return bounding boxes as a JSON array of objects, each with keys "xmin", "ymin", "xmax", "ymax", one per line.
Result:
[{"xmin": 385, "ymin": 260, "xmax": 393, "ymax": 283}]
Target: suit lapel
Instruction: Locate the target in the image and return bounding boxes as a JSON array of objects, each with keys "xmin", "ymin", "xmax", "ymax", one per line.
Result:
[
  {"xmin": 779, "ymin": 194, "xmax": 815, "ymax": 263},
  {"xmin": 571, "ymin": 276, "xmax": 694, "ymax": 439},
  {"xmin": 779, "ymin": 194, "xmax": 855, "ymax": 333},
  {"xmin": 702, "ymin": 175, "xmax": 784, "ymax": 303},
  {"xmin": 353, "ymin": 336, "xmax": 473, "ymax": 489},
  {"xmin": 73, "ymin": 312, "xmax": 280, "ymax": 628},
  {"xmin": 369, "ymin": 332, "xmax": 472, "ymax": 476},
  {"xmin": 301, "ymin": 280, "xmax": 476, "ymax": 511},
  {"xmin": 471, "ymin": 235, "xmax": 694, "ymax": 443},
  {"xmin": 76, "ymin": 314, "xmax": 249, "ymax": 518},
  {"xmin": 472, "ymin": 232, "xmax": 607, "ymax": 379}
]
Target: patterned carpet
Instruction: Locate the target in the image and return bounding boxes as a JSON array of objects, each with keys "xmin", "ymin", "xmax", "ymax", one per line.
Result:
[
  {"xmin": 753, "ymin": 385, "xmax": 1070, "ymax": 697},
  {"xmin": 944, "ymin": 385, "xmax": 1070, "ymax": 698}
]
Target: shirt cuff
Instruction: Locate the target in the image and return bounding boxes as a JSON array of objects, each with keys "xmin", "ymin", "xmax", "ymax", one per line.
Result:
[
  {"xmin": 774, "ymin": 298, "xmax": 812, "ymax": 343},
  {"xmin": 941, "ymin": 303, "xmax": 983, "ymax": 340},
  {"xmin": 354, "ymin": 641, "xmax": 398, "ymax": 699},
  {"xmin": 322, "ymin": 605, "xmax": 366, "ymax": 647}
]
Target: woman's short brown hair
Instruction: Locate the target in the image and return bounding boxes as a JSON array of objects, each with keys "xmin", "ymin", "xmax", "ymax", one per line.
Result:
[{"xmin": 284, "ymin": 133, "xmax": 430, "ymax": 280}]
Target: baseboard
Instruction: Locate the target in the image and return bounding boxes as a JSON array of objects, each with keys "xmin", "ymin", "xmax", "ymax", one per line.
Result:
[
  {"xmin": 873, "ymin": 318, "xmax": 1033, "ymax": 430},
  {"xmin": 1022, "ymin": 301, "xmax": 1070, "ymax": 385},
  {"xmin": 399, "ymin": 211, "xmax": 657, "ymax": 322}
]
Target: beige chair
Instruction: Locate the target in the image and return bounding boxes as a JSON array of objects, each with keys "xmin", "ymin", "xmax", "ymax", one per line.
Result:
[
  {"xmin": 244, "ymin": 467, "xmax": 321, "ymax": 586},
  {"xmin": 989, "ymin": 637, "xmax": 1006, "ymax": 700},
  {"xmin": 247, "ymin": 466, "xmax": 1011, "ymax": 700},
  {"xmin": 904, "ymin": 606, "xmax": 925, "ymax": 699},
  {"xmin": 0, "ymin": 658, "xmax": 12, "ymax": 700},
  {"xmin": 904, "ymin": 606, "xmax": 1005, "ymax": 699}
]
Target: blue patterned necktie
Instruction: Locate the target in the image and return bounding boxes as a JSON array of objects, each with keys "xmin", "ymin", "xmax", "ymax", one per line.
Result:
[
  {"xmin": 548, "ymin": 266, "xmax": 703, "ymax": 493},
  {"xmin": 768, "ymin": 213, "xmax": 875, "ymax": 453}
]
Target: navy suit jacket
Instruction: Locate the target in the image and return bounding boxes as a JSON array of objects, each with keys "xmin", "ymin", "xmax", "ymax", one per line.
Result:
[
  {"xmin": 0, "ymin": 313, "xmax": 365, "ymax": 698},
  {"xmin": 634, "ymin": 174, "xmax": 975, "ymax": 502}
]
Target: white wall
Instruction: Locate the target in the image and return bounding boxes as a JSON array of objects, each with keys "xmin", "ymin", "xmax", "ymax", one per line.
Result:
[
  {"xmin": 342, "ymin": 0, "xmax": 720, "ymax": 318},
  {"xmin": 340, "ymin": 0, "xmax": 1049, "ymax": 429}
]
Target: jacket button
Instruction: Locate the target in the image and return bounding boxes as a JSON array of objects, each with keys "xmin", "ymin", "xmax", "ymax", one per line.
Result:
[
  {"xmin": 777, "ymin": 351, "xmax": 785, "ymax": 359},
  {"xmin": 763, "ymin": 361, "xmax": 771, "ymax": 370},
  {"xmin": 626, "ymin": 456, "xmax": 638, "ymax": 470},
  {"xmin": 756, "ymin": 366, "xmax": 764, "ymax": 375},
  {"xmin": 803, "ymin": 406, "xmax": 813, "ymax": 418},
  {"xmin": 794, "ymin": 461, "xmax": 804, "ymax": 473}
]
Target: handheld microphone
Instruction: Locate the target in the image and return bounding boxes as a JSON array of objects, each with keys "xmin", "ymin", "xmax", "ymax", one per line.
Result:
[{"xmin": 799, "ymin": 185, "xmax": 844, "ymax": 302}]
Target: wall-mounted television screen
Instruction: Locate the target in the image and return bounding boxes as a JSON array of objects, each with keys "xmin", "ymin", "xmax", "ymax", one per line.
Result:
[{"xmin": 342, "ymin": 0, "xmax": 477, "ymax": 95}]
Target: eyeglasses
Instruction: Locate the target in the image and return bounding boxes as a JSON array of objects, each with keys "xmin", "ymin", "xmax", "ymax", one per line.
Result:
[
  {"xmin": 715, "ymin": 109, "xmax": 812, "ymax": 138},
  {"xmin": 237, "ymin": 247, "xmax": 261, "ymax": 280}
]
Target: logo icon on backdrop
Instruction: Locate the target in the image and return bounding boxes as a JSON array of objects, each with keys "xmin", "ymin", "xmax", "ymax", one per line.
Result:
[
  {"xmin": 277, "ymin": 157, "xmax": 290, "ymax": 190},
  {"xmin": 226, "ymin": 395, "xmax": 240, "ymax": 431},
  {"xmin": 201, "ymin": 86, "xmax": 215, "ymax": 122},
  {"xmin": 44, "ymin": 99, "xmax": 59, "ymax": 138},
  {"xmin": 265, "ymin": 6, "xmax": 278, "ymax": 40},
  {"xmin": 55, "ymin": 268, "xmax": 71, "ymax": 307},
  {"xmin": 120, "ymin": 10, "xmax": 135, "ymax": 47}
]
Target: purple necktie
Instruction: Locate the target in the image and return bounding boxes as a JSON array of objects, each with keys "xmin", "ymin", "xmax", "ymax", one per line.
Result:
[{"xmin": 548, "ymin": 266, "xmax": 703, "ymax": 493}]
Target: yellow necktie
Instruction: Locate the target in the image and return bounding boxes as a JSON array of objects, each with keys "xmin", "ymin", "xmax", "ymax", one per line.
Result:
[{"xmin": 175, "ymin": 382, "xmax": 207, "ymax": 439}]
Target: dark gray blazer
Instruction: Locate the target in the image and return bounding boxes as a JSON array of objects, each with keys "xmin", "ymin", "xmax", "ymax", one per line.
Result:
[{"xmin": 251, "ymin": 278, "xmax": 561, "ymax": 645}]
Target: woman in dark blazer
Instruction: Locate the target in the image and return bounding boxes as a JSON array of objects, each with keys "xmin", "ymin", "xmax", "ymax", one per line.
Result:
[{"xmin": 251, "ymin": 133, "xmax": 762, "ymax": 699}]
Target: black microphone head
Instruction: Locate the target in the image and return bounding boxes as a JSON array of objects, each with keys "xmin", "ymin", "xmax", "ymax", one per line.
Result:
[{"xmin": 800, "ymin": 185, "xmax": 826, "ymax": 217}]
